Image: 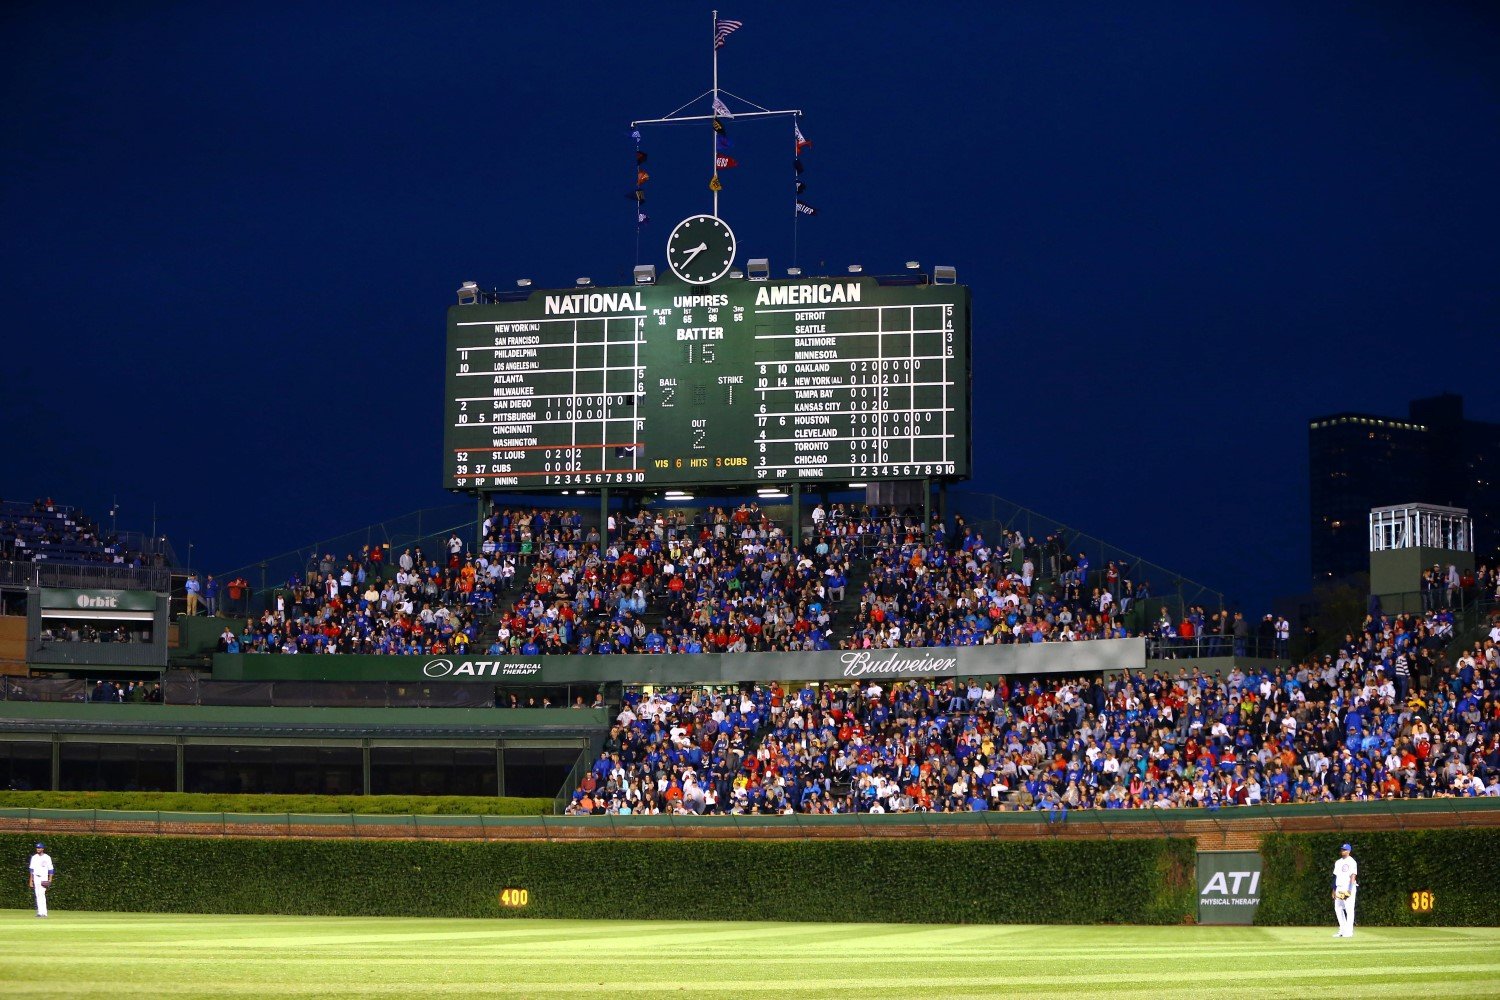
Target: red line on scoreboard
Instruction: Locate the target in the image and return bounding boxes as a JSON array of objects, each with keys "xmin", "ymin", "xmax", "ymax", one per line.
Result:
[
  {"xmin": 452, "ymin": 443, "xmax": 641, "ymax": 452},
  {"xmin": 453, "ymin": 469, "xmax": 631, "ymax": 479}
]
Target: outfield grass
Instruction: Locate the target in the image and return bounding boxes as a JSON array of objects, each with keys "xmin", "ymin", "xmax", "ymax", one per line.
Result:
[{"xmin": 0, "ymin": 912, "xmax": 1496, "ymax": 999}]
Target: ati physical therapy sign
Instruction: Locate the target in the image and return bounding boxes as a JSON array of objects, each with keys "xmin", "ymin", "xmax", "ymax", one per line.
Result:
[{"xmin": 1197, "ymin": 850, "xmax": 1263, "ymax": 925}]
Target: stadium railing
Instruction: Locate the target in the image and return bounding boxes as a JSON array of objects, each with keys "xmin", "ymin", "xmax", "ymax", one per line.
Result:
[
  {"xmin": 212, "ymin": 503, "xmax": 481, "ymax": 617},
  {"xmin": 2, "ymin": 796, "xmax": 1496, "ymax": 838},
  {"xmin": 0, "ymin": 559, "xmax": 172, "ymax": 593}
]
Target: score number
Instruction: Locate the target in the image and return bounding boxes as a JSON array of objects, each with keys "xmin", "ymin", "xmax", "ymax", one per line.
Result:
[
  {"xmin": 1409, "ymin": 890, "xmax": 1435, "ymax": 913},
  {"xmin": 500, "ymin": 888, "xmax": 530, "ymax": 908}
]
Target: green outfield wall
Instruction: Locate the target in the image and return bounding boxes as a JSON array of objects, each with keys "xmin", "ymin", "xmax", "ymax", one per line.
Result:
[
  {"xmin": 0, "ymin": 833, "xmax": 1194, "ymax": 925},
  {"xmin": 1256, "ymin": 829, "xmax": 1498, "ymax": 927}
]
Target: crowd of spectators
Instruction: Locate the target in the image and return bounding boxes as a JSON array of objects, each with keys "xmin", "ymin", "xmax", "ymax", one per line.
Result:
[
  {"xmin": 231, "ymin": 542, "xmax": 500, "ymax": 656},
  {"xmin": 88, "ymin": 680, "xmax": 163, "ymax": 703},
  {"xmin": 567, "ymin": 602, "xmax": 1498, "ymax": 815},
  {"xmin": 222, "ymin": 501, "xmax": 1316, "ymax": 661},
  {"xmin": 0, "ymin": 497, "xmax": 149, "ymax": 567}
]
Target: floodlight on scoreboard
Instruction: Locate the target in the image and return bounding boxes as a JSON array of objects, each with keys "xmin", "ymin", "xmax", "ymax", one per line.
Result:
[{"xmin": 442, "ymin": 274, "xmax": 971, "ymax": 491}]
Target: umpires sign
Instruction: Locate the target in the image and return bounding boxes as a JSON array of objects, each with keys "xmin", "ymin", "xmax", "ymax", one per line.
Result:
[{"xmin": 1197, "ymin": 850, "xmax": 1263, "ymax": 925}]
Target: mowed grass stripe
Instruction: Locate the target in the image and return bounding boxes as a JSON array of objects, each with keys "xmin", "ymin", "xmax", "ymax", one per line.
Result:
[{"xmin": 2, "ymin": 913, "xmax": 1498, "ymax": 1000}]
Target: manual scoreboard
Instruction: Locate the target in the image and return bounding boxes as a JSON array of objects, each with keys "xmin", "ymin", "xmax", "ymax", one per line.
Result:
[{"xmin": 444, "ymin": 276, "xmax": 970, "ymax": 490}]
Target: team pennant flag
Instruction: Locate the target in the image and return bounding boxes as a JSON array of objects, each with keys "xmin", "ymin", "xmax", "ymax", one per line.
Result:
[
  {"xmin": 712, "ymin": 117, "xmax": 726, "ymax": 135},
  {"xmin": 793, "ymin": 158, "xmax": 804, "ymax": 174},
  {"xmin": 637, "ymin": 169, "xmax": 650, "ymax": 185},
  {"xmin": 628, "ymin": 189, "xmax": 646, "ymax": 204},
  {"xmin": 635, "ymin": 151, "xmax": 648, "ymax": 165},
  {"xmin": 795, "ymin": 181, "xmax": 806, "ymax": 195},
  {"xmin": 715, "ymin": 155, "xmax": 738, "ymax": 170},
  {"xmin": 714, "ymin": 19, "xmax": 742, "ymax": 49},
  {"xmin": 712, "ymin": 97, "xmax": 733, "ymax": 119},
  {"xmin": 630, "ymin": 129, "xmax": 641, "ymax": 143},
  {"xmin": 795, "ymin": 200, "xmax": 818, "ymax": 217},
  {"xmin": 637, "ymin": 211, "xmax": 650, "ymax": 225},
  {"xmin": 716, "ymin": 134, "xmax": 733, "ymax": 152},
  {"xmin": 709, "ymin": 173, "xmax": 723, "ymax": 193},
  {"xmin": 795, "ymin": 123, "xmax": 811, "ymax": 154}
]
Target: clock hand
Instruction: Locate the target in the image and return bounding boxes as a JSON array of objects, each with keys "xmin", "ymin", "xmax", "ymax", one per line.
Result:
[{"xmin": 681, "ymin": 242, "xmax": 708, "ymax": 265}]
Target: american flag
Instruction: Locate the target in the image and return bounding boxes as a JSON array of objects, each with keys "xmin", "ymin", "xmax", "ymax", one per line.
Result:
[{"xmin": 714, "ymin": 19, "xmax": 742, "ymax": 49}]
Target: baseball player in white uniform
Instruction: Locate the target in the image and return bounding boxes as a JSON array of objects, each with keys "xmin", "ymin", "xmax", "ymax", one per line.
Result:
[
  {"xmin": 28, "ymin": 842, "xmax": 54, "ymax": 918},
  {"xmin": 1332, "ymin": 842, "xmax": 1358, "ymax": 937}
]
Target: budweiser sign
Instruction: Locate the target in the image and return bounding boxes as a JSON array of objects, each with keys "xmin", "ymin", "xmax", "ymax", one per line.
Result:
[{"xmin": 839, "ymin": 651, "xmax": 959, "ymax": 677}]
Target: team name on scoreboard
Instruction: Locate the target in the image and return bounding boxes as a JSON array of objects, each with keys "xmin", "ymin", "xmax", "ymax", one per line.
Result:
[
  {"xmin": 755, "ymin": 282, "xmax": 861, "ymax": 305},
  {"xmin": 544, "ymin": 291, "xmax": 645, "ymax": 315}
]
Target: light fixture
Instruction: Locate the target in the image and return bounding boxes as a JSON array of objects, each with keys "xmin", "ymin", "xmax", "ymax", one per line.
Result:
[
  {"xmin": 905, "ymin": 261, "xmax": 920, "ymax": 270},
  {"xmin": 633, "ymin": 264, "xmax": 656, "ymax": 285},
  {"xmin": 516, "ymin": 278, "xmax": 533, "ymax": 288},
  {"xmin": 786, "ymin": 267, "xmax": 802, "ymax": 277},
  {"xmin": 933, "ymin": 265, "xmax": 957, "ymax": 285},
  {"xmin": 576, "ymin": 277, "xmax": 593, "ymax": 287},
  {"xmin": 457, "ymin": 281, "xmax": 479, "ymax": 305},
  {"xmin": 560, "ymin": 490, "xmax": 570, "ymax": 495},
  {"xmin": 729, "ymin": 269, "xmax": 744, "ymax": 279},
  {"xmin": 756, "ymin": 488, "xmax": 781, "ymax": 495},
  {"xmin": 747, "ymin": 258, "xmax": 770, "ymax": 281},
  {"xmin": 761, "ymin": 491, "xmax": 788, "ymax": 499},
  {"xmin": 848, "ymin": 483, "xmax": 867, "ymax": 488},
  {"xmin": 847, "ymin": 265, "xmax": 863, "ymax": 274}
]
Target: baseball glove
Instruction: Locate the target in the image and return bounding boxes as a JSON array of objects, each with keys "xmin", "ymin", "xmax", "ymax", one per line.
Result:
[{"xmin": 1335, "ymin": 890, "xmax": 1350, "ymax": 900}]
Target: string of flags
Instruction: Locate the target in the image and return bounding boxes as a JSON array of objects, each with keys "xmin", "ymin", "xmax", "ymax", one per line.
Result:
[
  {"xmin": 794, "ymin": 120, "xmax": 816, "ymax": 217},
  {"xmin": 629, "ymin": 129, "xmax": 649, "ymax": 226}
]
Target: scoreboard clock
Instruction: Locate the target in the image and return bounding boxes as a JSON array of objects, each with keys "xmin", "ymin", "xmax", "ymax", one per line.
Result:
[
  {"xmin": 443, "ymin": 274, "xmax": 971, "ymax": 491},
  {"xmin": 667, "ymin": 214, "xmax": 737, "ymax": 285}
]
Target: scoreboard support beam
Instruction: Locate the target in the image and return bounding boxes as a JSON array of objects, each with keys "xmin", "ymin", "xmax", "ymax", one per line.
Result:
[
  {"xmin": 790, "ymin": 483, "xmax": 802, "ymax": 549},
  {"xmin": 922, "ymin": 478, "xmax": 932, "ymax": 542},
  {"xmin": 599, "ymin": 487, "xmax": 610, "ymax": 545},
  {"xmin": 475, "ymin": 492, "xmax": 487, "ymax": 553}
]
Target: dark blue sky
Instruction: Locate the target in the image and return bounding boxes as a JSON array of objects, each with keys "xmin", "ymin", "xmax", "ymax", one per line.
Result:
[{"xmin": 3, "ymin": 3, "xmax": 1496, "ymax": 608}]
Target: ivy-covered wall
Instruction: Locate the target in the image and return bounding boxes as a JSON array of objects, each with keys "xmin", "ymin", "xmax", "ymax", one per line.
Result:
[
  {"xmin": 0, "ymin": 834, "xmax": 1195, "ymax": 925},
  {"xmin": 1257, "ymin": 829, "xmax": 1500, "ymax": 927}
]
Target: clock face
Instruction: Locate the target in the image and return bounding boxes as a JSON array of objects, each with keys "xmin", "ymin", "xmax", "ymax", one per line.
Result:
[{"xmin": 667, "ymin": 214, "xmax": 737, "ymax": 284}]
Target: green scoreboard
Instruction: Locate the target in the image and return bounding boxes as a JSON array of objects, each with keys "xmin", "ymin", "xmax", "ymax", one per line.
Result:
[{"xmin": 443, "ymin": 276, "xmax": 970, "ymax": 490}]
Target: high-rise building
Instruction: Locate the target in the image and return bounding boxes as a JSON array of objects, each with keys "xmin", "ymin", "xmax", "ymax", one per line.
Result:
[{"xmin": 1308, "ymin": 393, "xmax": 1499, "ymax": 585}]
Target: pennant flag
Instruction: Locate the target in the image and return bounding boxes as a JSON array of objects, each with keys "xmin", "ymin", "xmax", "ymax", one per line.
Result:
[
  {"xmin": 637, "ymin": 211, "xmax": 650, "ymax": 225},
  {"xmin": 795, "ymin": 180, "xmax": 806, "ymax": 195},
  {"xmin": 712, "ymin": 97, "xmax": 733, "ymax": 119},
  {"xmin": 709, "ymin": 173, "xmax": 723, "ymax": 193},
  {"xmin": 795, "ymin": 201, "xmax": 818, "ymax": 217},
  {"xmin": 630, "ymin": 129, "xmax": 641, "ymax": 143},
  {"xmin": 795, "ymin": 123, "xmax": 811, "ymax": 154},
  {"xmin": 635, "ymin": 150, "xmax": 648, "ymax": 165},
  {"xmin": 712, "ymin": 117, "xmax": 726, "ymax": 135},
  {"xmin": 716, "ymin": 134, "xmax": 733, "ymax": 152},
  {"xmin": 637, "ymin": 169, "xmax": 650, "ymax": 185},
  {"xmin": 627, "ymin": 189, "xmax": 646, "ymax": 204},
  {"xmin": 793, "ymin": 158, "xmax": 804, "ymax": 174},
  {"xmin": 715, "ymin": 155, "xmax": 738, "ymax": 170},
  {"xmin": 714, "ymin": 19, "xmax": 742, "ymax": 49}
]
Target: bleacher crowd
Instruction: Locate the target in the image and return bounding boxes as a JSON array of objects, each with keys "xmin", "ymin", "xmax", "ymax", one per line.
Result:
[{"xmin": 567, "ymin": 599, "xmax": 1498, "ymax": 814}]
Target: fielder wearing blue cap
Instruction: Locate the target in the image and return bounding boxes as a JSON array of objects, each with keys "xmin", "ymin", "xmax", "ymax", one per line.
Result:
[
  {"xmin": 1332, "ymin": 843, "xmax": 1358, "ymax": 937},
  {"xmin": 28, "ymin": 842, "xmax": 54, "ymax": 918}
]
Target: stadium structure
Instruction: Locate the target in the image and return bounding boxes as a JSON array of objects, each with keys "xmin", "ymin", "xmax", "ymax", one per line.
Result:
[{"xmin": 2, "ymin": 15, "xmax": 1497, "ymax": 944}]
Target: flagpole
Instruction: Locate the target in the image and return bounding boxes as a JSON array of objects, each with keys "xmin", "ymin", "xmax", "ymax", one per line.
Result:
[{"xmin": 712, "ymin": 10, "xmax": 720, "ymax": 218}]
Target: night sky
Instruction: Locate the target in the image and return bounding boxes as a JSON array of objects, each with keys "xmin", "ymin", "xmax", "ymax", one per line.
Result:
[{"xmin": 3, "ymin": 3, "xmax": 1496, "ymax": 610}]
